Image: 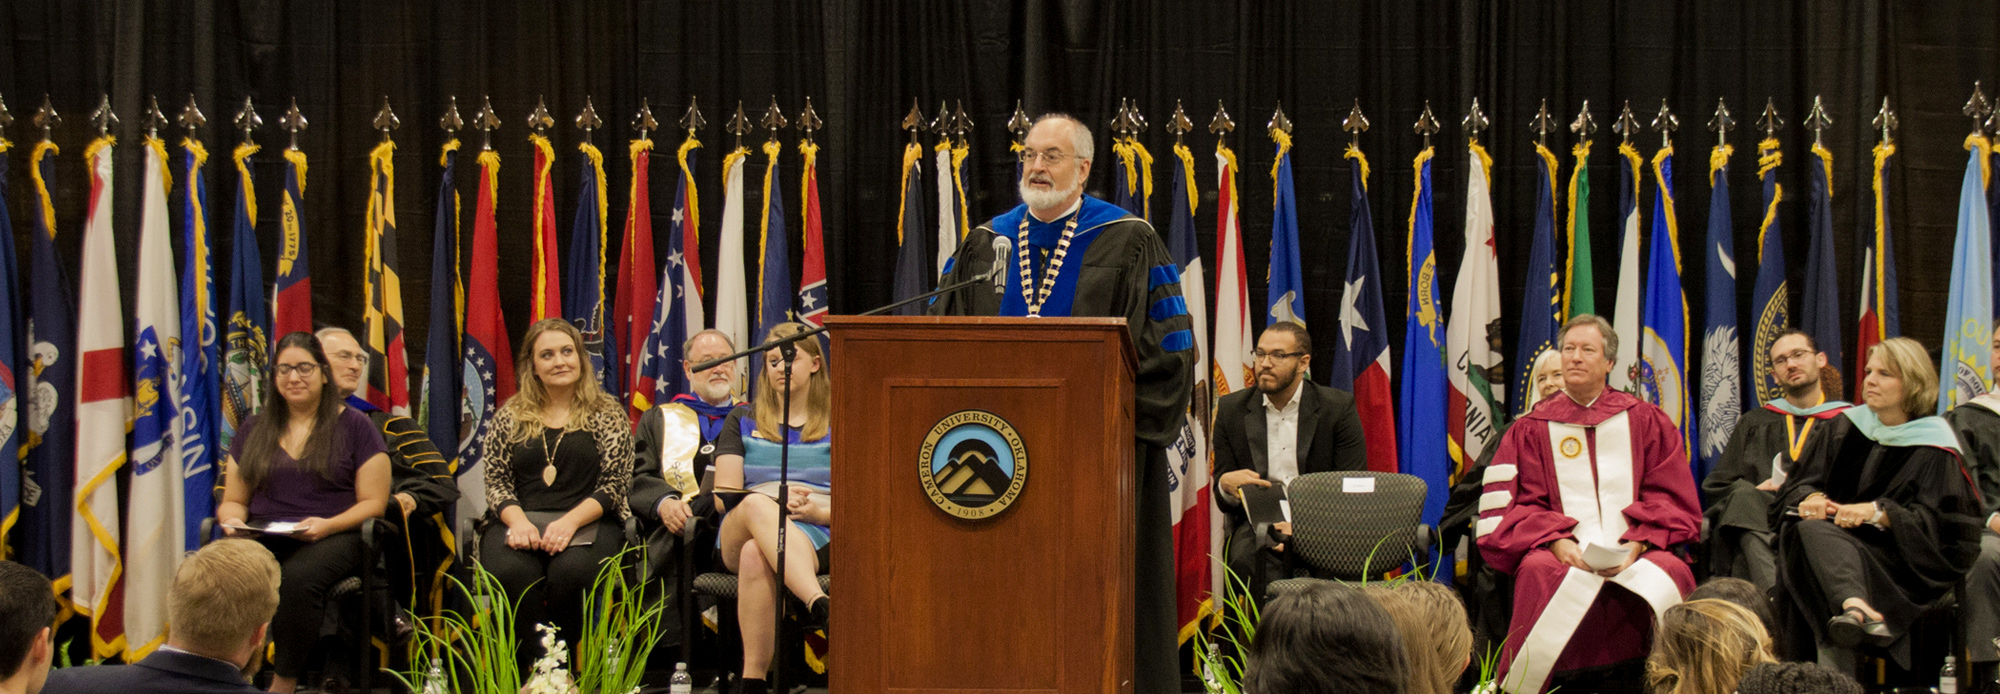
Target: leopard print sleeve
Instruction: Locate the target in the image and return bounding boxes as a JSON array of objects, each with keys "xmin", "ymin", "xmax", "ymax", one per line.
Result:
[{"xmin": 588, "ymin": 407, "xmax": 635, "ymax": 521}]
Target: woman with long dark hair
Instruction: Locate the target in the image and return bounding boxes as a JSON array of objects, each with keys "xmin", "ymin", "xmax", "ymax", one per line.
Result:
[{"xmin": 217, "ymin": 332, "xmax": 391, "ymax": 693}]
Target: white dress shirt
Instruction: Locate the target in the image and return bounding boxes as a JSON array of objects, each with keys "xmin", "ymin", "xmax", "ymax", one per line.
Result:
[{"xmin": 1264, "ymin": 383, "xmax": 1303, "ymax": 484}]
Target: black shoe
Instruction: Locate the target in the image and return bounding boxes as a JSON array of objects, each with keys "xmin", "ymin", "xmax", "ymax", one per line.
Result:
[
  {"xmin": 731, "ymin": 677, "xmax": 769, "ymax": 694},
  {"xmin": 807, "ymin": 595, "xmax": 829, "ymax": 630},
  {"xmin": 1827, "ymin": 607, "xmax": 1893, "ymax": 648}
]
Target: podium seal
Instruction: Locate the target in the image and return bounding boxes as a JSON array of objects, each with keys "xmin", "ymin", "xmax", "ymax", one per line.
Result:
[{"xmin": 918, "ymin": 410, "xmax": 1029, "ymax": 520}]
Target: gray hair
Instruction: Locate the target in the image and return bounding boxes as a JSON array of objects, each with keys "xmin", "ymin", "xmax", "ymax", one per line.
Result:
[
  {"xmin": 1558, "ymin": 314, "xmax": 1618, "ymax": 358},
  {"xmin": 683, "ymin": 328, "xmax": 736, "ymax": 357},
  {"xmin": 314, "ymin": 326, "xmax": 355, "ymax": 344},
  {"xmin": 1032, "ymin": 113, "xmax": 1094, "ymax": 163}
]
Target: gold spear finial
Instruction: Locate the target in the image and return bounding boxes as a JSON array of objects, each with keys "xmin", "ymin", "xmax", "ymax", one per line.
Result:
[
  {"xmin": 900, "ymin": 98, "xmax": 924, "ymax": 146},
  {"xmin": 233, "ymin": 95, "xmax": 259, "ymax": 145},
  {"xmin": 1413, "ymin": 101, "xmax": 1440, "ymax": 149},
  {"xmin": 1342, "ymin": 99, "xmax": 1369, "ymax": 148},
  {"xmin": 1965, "ymin": 82, "xmax": 1993, "ymax": 136},
  {"xmin": 679, "ymin": 95, "xmax": 706, "ymax": 137},
  {"xmin": 179, "ymin": 94, "xmax": 205, "ymax": 136},
  {"xmin": 1571, "ymin": 100, "xmax": 1597, "ymax": 139},
  {"xmin": 574, "ymin": 96, "xmax": 602, "ymax": 139},
  {"xmin": 726, "ymin": 100, "xmax": 753, "ymax": 150},
  {"xmin": 0, "ymin": 94, "xmax": 12, "ymax": 134},
  {"xmin": 526, "ymin": 96, "xmax": 554, "ymax": 137},
  {"xmin": 438, "ymin": 96, "xmax": 463, "ymax": 137},
  {"xmin": 1651, "ymin": 99, "xmax": 1678, "ymax": 148},
  {"xmin": 1611, "ymin": 100, "xmax": 1640, "ymax": 143},
  {"xmin": 950, "ymin": 100, "xmax": 972, "ymax": 144},
  {"xmin": 1007, "ymin": 99, "xmax": 1032, "ymax": 141},
  {"xmin": 1167, "ymin": 100, "xmax": 1193, "ymax": 144},
  {"xmin": 1756, "ymin": 98, "xmax": 1784, "ymax": 140},
  {"xmin": 1462, "ymin": 98, "xmax": 1489, "ymax": 144},
  {"xmin": 1804, "ymin": 95, "xmax": 1832, "ymax": 147},
  {"xmin": 1209, "ymin": 100, "xmax": 1235, "ymax": 138},
  {"xmin": 762, "ymin": 96, "xmax": 788, "ymax": 143},
  {"xmin": 798, "ymin": 97, "xmax": 823, "ymax": 144},
  {"xmin": 1268, "ymin": 101, "xmax": 1293, "ymax": 136}
]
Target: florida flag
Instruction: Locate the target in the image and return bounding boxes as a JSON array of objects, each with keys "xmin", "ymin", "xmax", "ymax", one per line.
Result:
[
  {"xmin": 1327, "ymin": 144, "xmax": 1396, "ymax": 473},
  {"xmin": 74, "ymin": 133, "xmax": 129, "ymax": 660},
  {"xmin": 1164, "ymin": 141, "xmax": 1216, "ymax": 643},
  {"xmin": 127, "ymin": 136, "xmax": 184, "ymax": 660},
  {"xmin": 1212, "ymin": 141, "xmax": 1253, "ymax": 398}
]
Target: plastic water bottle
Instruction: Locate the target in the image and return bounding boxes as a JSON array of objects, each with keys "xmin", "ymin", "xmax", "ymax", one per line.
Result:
[
  {"xmin": 669, "ymin": 662, "xmax": 693, "ymax": 694},
  {"xmin": 1940, "ymin": 655, "xmax": 1959, "ymax": 694},
  {"xmin": 1202, "ymin": 643, "xmax": 1222, "ymax": 693}
]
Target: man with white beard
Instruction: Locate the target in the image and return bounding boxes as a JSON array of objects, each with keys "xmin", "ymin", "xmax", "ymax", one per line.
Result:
[
  {"xmin": 631, "ymin": 329, "xmax": 741, "ymax": 633},
  {"xmin": 930, "ymin": 113, "xmax": 1196, "ymax": 694}
]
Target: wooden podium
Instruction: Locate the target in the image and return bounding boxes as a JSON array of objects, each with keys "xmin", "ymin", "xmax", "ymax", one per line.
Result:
[{"xmin": 828, "ymin": 315, "xmax": 1136, "ymax": 694}]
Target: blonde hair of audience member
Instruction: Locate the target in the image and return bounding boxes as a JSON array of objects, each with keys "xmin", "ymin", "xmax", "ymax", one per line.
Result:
[
  {"xmin": 1644, "ymin": 598, "xmax": 1776, "ymax": 694},
  {"xmin": 1364, "ymin": 581, "xmax": 1473, "ymax": 694},
  {"xmin": 497, "ymin": 318, "xmax": 620, "ymax": 444},
  {"xmin": 168, "ymin": 539, "xmax": 283, "ymax": 667},
  {"xmin": 750, "ymin": 322, "xmax": 831, "ymax": 442},
  {"xmin": 1862, "ymin": 337, "xmax": 1937, "ymax": 424},
  {"xmin": 1532, "ymin": 349, "xmax": 1563, "ymax": 405}
]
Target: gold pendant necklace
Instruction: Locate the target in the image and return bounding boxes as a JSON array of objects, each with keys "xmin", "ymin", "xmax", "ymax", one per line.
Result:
[
  {"xmin": 1015, "ymin": 213, "xmax": 1080, "ymax": 317},
  {"xmin": 542, "ymin": 426, "xmax": 570, "ymax": 486}
]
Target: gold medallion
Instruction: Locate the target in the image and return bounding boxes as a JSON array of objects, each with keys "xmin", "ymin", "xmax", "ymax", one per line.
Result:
[{"xmin": 1560, "ymin": 436, "xmax": 1584, "ymax": 459}]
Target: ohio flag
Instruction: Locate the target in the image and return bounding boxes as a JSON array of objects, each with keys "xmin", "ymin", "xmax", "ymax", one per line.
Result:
[{"xmin": 641, "ymin": 136, "xmax": 704, "ymax": 402}]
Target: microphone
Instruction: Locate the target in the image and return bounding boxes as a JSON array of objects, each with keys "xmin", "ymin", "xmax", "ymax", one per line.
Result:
[{"xmin": 988, "ymin": 235, "xmax": 1013, "ymax": 294}]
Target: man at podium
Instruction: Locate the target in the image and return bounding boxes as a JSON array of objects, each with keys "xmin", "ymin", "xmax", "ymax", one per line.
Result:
[{"xmin": 932, "ymin": 112, "xmax": 1197, "ymax": 693}]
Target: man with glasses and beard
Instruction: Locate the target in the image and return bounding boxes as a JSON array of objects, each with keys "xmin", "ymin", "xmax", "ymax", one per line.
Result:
[
  {"xmin": 930, "ymin": 112, "xmax": 1196, "ymax": 693},
  {"xmin": 1210, "ymin": 321, "xmax": 1369, "ymax": 600},
  {"xmin": 1703, "ymin": 329, "xmax": 1851, "ymax": 594},
  {"xmin": 630, "ymin": 330, "xmax": 741, "ymax": 637}
]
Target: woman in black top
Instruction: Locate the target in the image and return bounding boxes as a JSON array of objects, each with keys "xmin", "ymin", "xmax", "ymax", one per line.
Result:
[{"xmin": 478, "ymin": 319, "xmax": 635, "ymax": 663}]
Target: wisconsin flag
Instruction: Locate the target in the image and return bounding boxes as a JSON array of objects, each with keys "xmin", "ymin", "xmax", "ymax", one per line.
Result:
[
  {"xmin": 565, "ymin": 140, "xmax": 615, "ymax": 399},
  {"xmin": 529, "ymin": 134, "xmax": 563, "ymax": 323},
  {"xmin": 1854, "ymin": 140, "xmax": 1901, "ymax": 399},
  {"xmin": 1446, "ymin": 143, "xmax": 1503, "ymax": 469},
  {"xmin": 1639, "ymin": 145, "xmax": 1695, "ymax": 452},
  {"xmin": 74, "ymin": 133, "xmax": 129, "ymax": 660},
  {"xmin": 1801, "ymin": 144, "xmax": 1843, "ymax": 375},
  {"xmin": 222, "ymin": 143, "xmax": 270, "ymax": 453},
  {"xmin": 1749, "ymin": 138, "xmax": 1790, "ymax": 404},
  {"xmin": 615, "ymin": 139, "xmax": 657, "ymax": 415},
  {"xmin": 1699, "ymin": 144, "xmax": 1741, "ymax": 475},
  {"xmin": 177, "ymin": 136, "xmax": 220, "ymax": 550},
  {"xmin": 1940, "ymin": 135, "xmax": 1993, "ymax": 413},
  {"xmin": 715, "ymin": 147, "xmax": 752, "ymax": 391},
  {"xmin": 127, "ymin": 135, "xmax": 184, "ymax": 660},
  {"xmin": 0, "ymin": 136, "xmax": 23, "ymax": 558},
  {"xmin": 1267, "ymin": 129, "xmax": 1305, "ymax": 327},
  {"xmin": 890, "ymin": 143, "xmax": 928, "ymax": 315},
  {"xmin": 1513, "ymin": 144, "xmax": 1562, "ymax": 416},
  {"xmin": 756, "ymin": 140, "xmax": 794, "ymax": 341},
  {"xmin": 1565, "ymin": 139, "xmax": 1596, "ymax": 319},
  {"xmin": 1213, "ymin": 140, "xmax": 1253, "ymax": 398},
  {"xmin": 1402, "ymin": 146, "xmax": 1452, "ymax": 526},
  {"xmin": 363, "ymin": 141, "xmax": 410, "ymax": 414},
  {"xmin": 798, "ymin": 140, "xmax": 829, "ymax": 327},
  {"xmin": 1611, "ymin": 143, "xmax": 1645, "ymax": 392},
  {"xmin": 271, "ymin": 149, "xmax": 312, "ymax": 338},
  {"xmin": 420, "ymin": 140, "xmax": 462, "ymax": 476},
  {"xmin": 642, "ymin": 137, "xmax": 703, "ymax": 402},
  {"xmin": 1164, "ymin": 141, "xmax": 1215, "ymax": 643},
  {"xmin": 1327, "ymin": 144, "xmax": 1397, "ymax": 473},
  {"xmin": 22, "ymin": 140, "xmax": 77, "ymax": 592},
  {"xmin": 460, "ymin": 149, "xmax": 516, "ymax": 525}
]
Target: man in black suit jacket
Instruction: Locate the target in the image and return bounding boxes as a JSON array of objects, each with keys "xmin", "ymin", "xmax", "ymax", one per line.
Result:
[
  {"xmin": 1211, "ymin": 322, "xmax": 1370, "ymax": 598},
  {"xmin": 45, "ymin": 540, "xmax": 280, "ymax": 694},
  {"xmin": 0, "ymin": 561, "xmax": 58, "ymax": 694}
]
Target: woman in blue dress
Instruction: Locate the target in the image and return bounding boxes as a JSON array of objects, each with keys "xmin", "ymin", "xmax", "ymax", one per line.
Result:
[{"xmin": 714, "ymin": 322, "xmax": 832, "ymax": 694}]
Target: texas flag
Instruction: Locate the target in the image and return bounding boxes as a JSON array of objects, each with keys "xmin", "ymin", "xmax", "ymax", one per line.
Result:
[{"xmin": 1327, "ymin": 144, "xmax": 1396, "ymax": 473}]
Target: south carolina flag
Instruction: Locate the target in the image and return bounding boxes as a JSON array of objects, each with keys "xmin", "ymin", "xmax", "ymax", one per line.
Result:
[
  {"xmin": 1164, "ymin": 141, "xmax": 1215, "ymax": 643},
  {"xmin": 1699, "ymin": 144, "xmax": 1741, "ymax": 478},
  {"xmin": 1327, "ymin": 144, "xmax": 1396, "ymax": 473},
  {"xmin": 1446, "ymin": 142, "xmax": 1503, "ymax": 469},
  {"xmin": 271, "ymin": 149, "xmax": 311, "ymax": 338},
  {"xmin": 126, "ymin": 136, "xmax": 184, "ymax": 660},
  {"xmin": 74, "ymin": 133, "xmax": 129, "ymax": 660}
]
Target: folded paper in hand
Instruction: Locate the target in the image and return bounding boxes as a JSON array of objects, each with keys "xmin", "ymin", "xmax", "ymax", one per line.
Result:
[{"xmin": 1581, "ymin": 542, "xmax": 1631, "ymax": 571}]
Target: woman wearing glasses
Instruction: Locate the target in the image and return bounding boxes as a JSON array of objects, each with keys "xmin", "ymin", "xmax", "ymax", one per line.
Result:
[{"xmin": 217, "ymin": 332, "xmax": 391, "ymax": 693}]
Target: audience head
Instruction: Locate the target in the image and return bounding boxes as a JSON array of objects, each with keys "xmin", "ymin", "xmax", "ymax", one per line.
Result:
[
  {"xmin": 1644, "ymin": 598, "xmax": 1775, "ymax": 694},
  {"xmin": 1364, "ymin": 581, "xmax": 1471, "ymax": 694},
  {"xmin": 0, "ymin": 562, "xmax": 56, "ymax": 694},
  {"xmin": 241, "ymin": 332, "xmax": 343, "ymax": 489},
  {"xmin": 681, "ymin": 329, "xmax": 739, "ymax": 406},
  {"xmin": 1733, "ymin": 661, "xmax": 1862, "ymax": 694},
  {"xmin": 168, "ymin": 539, "xmax": 282, "ymax": 670},
  {"xmin": 1018, "ymin": 113, "xmax": 1094, "ymax": 213},
  {"xmin": 1531, "ymin": 349, "xmax": 1563, "ymax": 405},
  {"xmin": 1254, "ymin": 322, "xmax": 1312, "ymax": 398},
  {"xmin": 1557, "ymin": 315, "xmax": 1617, "ymax": 400},
  {"xmin": 1686, "ymin": 577, "xmax": 1777, "ymax": 644},
  {"xmin": 752, "ymin": 322, "xmax": 830, "ymax": 442},
  {"xmin": 1861, "ymin": 337, "xmax": 1936, "ymax": 424},
  {"xmin": 1243, "ymin": 581, "xmax": 1409, "ymax": 694},
  {"xmin": 314, "ymin": 327, "xmax": 369, "ymax": 399},
  {"xmin": 1769, "ymin": 330, "xmax": 1827, "ymax": 401}
]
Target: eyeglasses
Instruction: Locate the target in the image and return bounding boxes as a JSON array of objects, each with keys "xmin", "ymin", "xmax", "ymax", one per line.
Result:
[
  {"xmin": 273, "ymin": 363, "xmax": 321, "ymax": 378},
  {"xmin": 327, "ymin": 350, "xmax": 367, "ymax": 364},
  {"xmin": 1017, "ymin": 149, "xmax": 1075, "ymax": 166},
  {"xmin": 1252, "ymin": 350, "xmax": 1307, "ymax": 363},
  {"xmin": 1773, "ymin": 349, "xmax": 1816, "ymax": 365}
]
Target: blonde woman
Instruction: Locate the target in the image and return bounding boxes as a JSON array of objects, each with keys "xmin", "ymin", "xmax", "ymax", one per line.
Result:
[
  {"xmin": 478, "ymin": 318, "xmax": 634, "ymax": 662},
  {"xmin": 1645, "ymin": 598, "xmax": 1777, "ymax": 694},
  {"xmin": 713, "ymin": 322, "xmax": 832, "ymax": 694},
  {"xmin": 1364, "ymin": 581, "xmax": 1472, "ymax": 694},
  {"xmin": 1775, "ymin": 336, "xmax": 1981, "ymax": 666}
]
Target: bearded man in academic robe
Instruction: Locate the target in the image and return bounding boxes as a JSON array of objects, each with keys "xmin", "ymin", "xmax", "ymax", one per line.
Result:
[
  {"xmin": 1702, "ymin": 329, "xmax": 1850, "ymax": 593},
  {"xmin": 1947, "ymin": 322, "xmax": 2000, "ymax": 691},
  {"xmin": 930, "ymin": 112, "xmax": 1195, "ymax": 694},
  {"xmin": 1774, "ymin": 336, "xmax": 1981, "ymax": 669},
  {"xmin": 1477, "ymin": 314, "xmax": 1701, "ymax": 694}
]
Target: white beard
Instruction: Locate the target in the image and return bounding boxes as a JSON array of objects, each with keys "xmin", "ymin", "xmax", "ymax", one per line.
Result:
[{"xmin": 1018, "ymin": 177, "xmax": 1079, "ymax": 212}]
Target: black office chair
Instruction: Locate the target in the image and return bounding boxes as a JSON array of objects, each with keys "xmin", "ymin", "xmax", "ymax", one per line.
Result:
[
  {"xmin": 681, "ymin": 512, "xmax": 831, "ymax": 688},
  {"xmin": 1264, "ymin": 471, "xmax": 1432, "ymax": 598},
  {"xmin": 198, "ymin": 516, "xmax": 398, "ymax": 692}
]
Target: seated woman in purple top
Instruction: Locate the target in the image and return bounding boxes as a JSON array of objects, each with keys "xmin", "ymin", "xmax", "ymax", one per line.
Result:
[{"xmin": 217, "ymin": 332, "xmax": 390, "ymax": 694}]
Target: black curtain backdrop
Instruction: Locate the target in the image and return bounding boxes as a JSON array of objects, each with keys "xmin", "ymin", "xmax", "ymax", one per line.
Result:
[{"xmin": 4, "ymin": 1, "xmax": 1997, "ymax": 402}]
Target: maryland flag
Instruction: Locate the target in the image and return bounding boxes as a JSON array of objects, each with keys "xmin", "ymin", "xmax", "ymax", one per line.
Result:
[
  {"xmin": 1940, "ymin": 135, "xmax": 1994, "ymax": 412},
  {"xmin": 364, "ymin": 141, "xmax": 410, "ymax": 414},
  {"xmin": 0, "ymin": 134, "xmax": 25, "ymax": 558},
  {"xmin": 1749, "ymin": 138, "xmax": 1790, "ymax": 403},
  {"xmin": 1212, "ymin": 139, "xmax": 1253, "ymax": 400},
  {"xmin": 271, "ymin": 149, "xmax": 312, "ymax": 338},
  {"xmin": 529, "ymin": 134, "xmax": 563, "ymax": 323},
  {"xmin": 1853, "ymin": 140, "xmax": 1901, "ymax": 400},
  {"xmin": 565, "ymin": 139, "xmax": 616, "ymax": 400},
  {"xmin": 797, "ymin": 140, "xmax": 829, "ymax": 326},
  {"xmin": 222, "ymin": 142, "xmax": 270, "ymax": 453},
  {"xmin": 74, "ymin": 132, "xmax": 129, "ymax": 660},
  {"xmin": 614, "ymin": 139, "xmax": 658, "ymax": 415},
  {"xmin": 460, "ymin": 149, "xmax": 516, "ymax": 524},
  {"xmin": 126, "ymin": 135, "xmax": 184, "ymax": 660},
  {"xmin": 22, "ymin": 138, "xmax": 77, "ymax": 596},
  {"xmin": 177, "ymin": 135, "xmax": 220, "ymax": 551}
]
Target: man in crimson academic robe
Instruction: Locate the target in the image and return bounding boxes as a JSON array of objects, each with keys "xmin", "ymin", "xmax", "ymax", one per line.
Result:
[{"xmin": 1478, "ymin": 314, "xmax": 1702, "ymax": 694}]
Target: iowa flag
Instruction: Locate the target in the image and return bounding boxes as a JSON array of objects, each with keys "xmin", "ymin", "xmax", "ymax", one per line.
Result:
[
  {"xmin": 1402, "ymin": 146, "xmax": 1452, "ymax": 526},
  {"xmin": 222, "ymin": 143, "xmax": 270, "ymax": 453},
  {"xmin": 1164, "ymin": 141, "xmax": 1215, "ymax": 643},
  {"xmin": 1801, "ymin": 144, "xmax": 1843, "ymax": 376},
  {"xmin": 1853, "ymin": 140, "xmax": 1901, "ymax": 399},
  {"xmin": 127, "ymin": 135, "xmax": 184, "ymax": 660},
  {"xmin": 1514, "ymin": 144, "xmax": 1562, "ymax": 416},
  {"xmin": 641, "ymin": 136, "xmax": 703, "ymax": 402},
  {"xmin": 272, "ymin": 149, "xmax": 312, "ymax": 338},
  {"xmin": 1212, "ymin": 141, "xmax": 1252, "ymax": 398},
  {"xmin": 1640, "ymin": 145, "xmax": 1694, "ymax": 451},
  {"xmin": 615, "ymin": 139, "xmax": 658, "ymax": 414},
  {"xmin": 420, "ymin": 140, "xmax": 462, "ymax": 476},
  {"xmin": 1749, "ymin": 138, "xmax": 1790, "ymax": 404},
  {"xmin": 75, "ymin": 133, "xmax": 129, "ymax": 660},
  {"xmin": 1327, "ymin": 144, "xmax": 1397, "ymax": 473},
  {"xmin": 1447, "ymin": 143, "xmax": 1503, "ymax": 468},
  {"xmin": 1268, "ymin": 129, "xmax": 1305, "ymax": 327},
  {"xmin": 460, "ymin": 150, "xmax": 516, "ymax": 524},
  {"xmin": 1940, "ymin": 135, "xmax": 1993, "ymax": 412},
  {"xmin": 364, "ymin": 141, "xmax": 410, "ymax": 414},
  {"xmin": 1699, "ymin": 144, "xmax": 1741, "ymax": 475},
  {"xmin": 0, "ymin": 135, "xmax": 25, "ymax": 558},
  {"xmin": 798, "ymin": 140, "xmax": 828, "ymax": 326},
  {"xmin": 178, "ymin": 136, "xmax": 220, "ymax": 550},
  {"xmin": 529, "ymin": 134, "xmax": 563, "ymax": 323},
  {"xmin": 22, "ymin": 140, "xmax": 77, "ymax": 591}
]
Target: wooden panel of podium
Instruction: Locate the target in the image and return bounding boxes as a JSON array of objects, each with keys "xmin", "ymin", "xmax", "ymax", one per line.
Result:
[{"xmin": 828, "ymin": 315, "xmax": 1136, "ymax": 694}]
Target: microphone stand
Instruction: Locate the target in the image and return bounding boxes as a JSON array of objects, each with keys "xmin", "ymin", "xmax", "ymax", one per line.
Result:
[{"xmin": 690, "ymin": 259, "xmax": 1002, "ymax": 693}]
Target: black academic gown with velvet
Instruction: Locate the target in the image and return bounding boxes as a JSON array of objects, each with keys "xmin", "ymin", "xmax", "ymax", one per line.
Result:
[
  {"xmin": 1701, "ymin": 402, "xmax": 1846, "ymax": 579},
  {"xmin": 1947, "ymin": 399, "xmax": 2000, "ymax": 516}
]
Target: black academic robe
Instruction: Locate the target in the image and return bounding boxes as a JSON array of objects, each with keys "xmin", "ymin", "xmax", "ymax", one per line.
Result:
[
  {"xmin": 1772, "ymin": 414, "xmax": 1983, "ymax": 665},
  {"xmin": 1702, "ymin": 404, "xmax": 1843, "ymax": 577},
  {"xmin": 931, "ymin": 195, "xmax": 1196, "ymax": 694},
  {"xmin": 1947, "ymin": 400, "xmax": 2000, "ymax": 516}
]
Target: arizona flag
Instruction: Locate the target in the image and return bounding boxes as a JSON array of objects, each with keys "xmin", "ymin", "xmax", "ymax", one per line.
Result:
[
  {"xmin": 127, "ymin": 135, "xmax": 184, "ymax": 660},
  {"xmin": 178, "ymin": 136, "xmax": 220, "ymax": 550},
  {"xmin": 460, "ymin": 149, "xmax": 516, "ymax": 525},
  {"xmin": 529, "ymin": 134, "xmax": 563, "ymax": 323},
  {"xmin": 271, "ymin": 149, "xmax": 312, "ymax": 339},
  {"xmin": 1940, "ymin": 135, "xmax": 1994, "ymax": 413},
  {"xmin": 565, "ymin": 139, "xmax": 616, "ymax": 399},
  {"xmin": 1402, "ymin": 145, "xmax": 1452, "ymax": 526},
  {"xmin": 614, "ymin": 139, "xmax": 657, "ymax": 414},
  {"xmin": 715, "ymin": 146, "xmax": 752, "ymax": 392},
  {"xmin": 1853, "ymin": 140, "xmax": 1901, "ymax": 399},
  {"xmin": 74, "ymin": 133, "xmax": 129, "ymax": 660},
  {"xmin": 1513, "ymin": 144, "xmax": 1562, "ymax": 416},
  {"xmin": 1699, "ymin": 143, "xmax": 1741, "ymax": 478},
  {"xmin": 1639, "ymin": 145, "xmax": 1695, "ymax": 452},
  {"xmin": 0, "ymin": 135, "xmax": 24, "ymax": 558},
  {"xmin": 1327, "ymin": 144, "xmax": 1396, "ymax": 473},
  {"xmin": 222, "ymin": 142, "xmax": 270, "ymax": 452},
  {"xmin": 890, "ymin": 142, "xmax": 928, "ymax": 315},
  {"xmin": 1268, "ymin": 129, "xmax": 1306, "ymax": 328},
  {"xmin": 1610, "ymin": 142, "xmax": 1645, "ymax": 392},
  {"xmin": 1164, "ymin": 141, "xmax": 1215, "ymax": 643},
  {"xmin": 1801, "ymin": 144, "xmax": 1843, "ymax": 376},
  {"xmin": 642, "ymin": 136, "xmax": 704, "ymax": 402},
  {"xmin": 23, "ymin": 139, "xmax": 77, "ymax": 595},
  {"xmin": 1446, "ymin": 143, "xmax": 1503, "ymax": 469},
  {"xmin": 1749, "ymin": 137, "xmax": 1790, "ymax": 403},
  {"xmin": 420, "ymin": 140, "xmax": 463, "ymax": 475},
  {"xmin": 1213, "ymin": 140, "xmax": 1253, "ymax": 398},
  {"xmin": 797, "ymin": 140, "xmax": 829, "ymax": 327},
  {"xmin": 756, "ymin": 140, "xmax": 794, "ymax": 341},
  {"xmin": 363, "ymin": 141, "xmax": 410, "ymax": 414}
]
